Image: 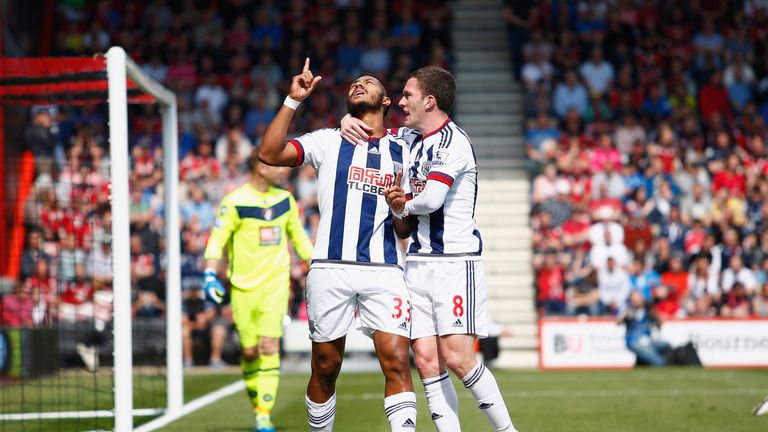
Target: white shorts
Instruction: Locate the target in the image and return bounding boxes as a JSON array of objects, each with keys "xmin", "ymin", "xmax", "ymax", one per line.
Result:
[
  {"xmin": 406, "ymin": 259, "xmax": 488, "ymax": 339},
  {"xmin": 305, "ymin": 265, "xmax": 411, "ymax": 342}
]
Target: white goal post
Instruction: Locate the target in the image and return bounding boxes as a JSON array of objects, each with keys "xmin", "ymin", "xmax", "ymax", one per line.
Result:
[
  {"xmin": 0, "ymin": 46, "xmax": 249, "ymax": 431},
  {"xmin": 106, "ymin": 46, "xmax": 182, "ymax": 432}
]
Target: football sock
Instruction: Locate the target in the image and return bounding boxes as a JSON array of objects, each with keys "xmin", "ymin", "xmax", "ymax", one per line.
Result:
[
  {"xmin": 462, "ymin": 363, "xmax": 517, "ymax": 432},
  {"xmin": 384, "ymin": 391, "xmax": 417, "ymax": 431},
  {"xmin": 306, "ymin": 392, "xmax": 336, "ymax": 431},
  {"xmin": 422, "ymin": 371, "xmax": 461, "ymax": 431},
  {"xmin": 242, "ymin": 353, "xmax": 281, "ymax": 414},
  {"xmin": 242, "ymin": 356, "xmax": 261, "ymax": 410},
  {"xmin": 254, "ymin": 353, "xmax": 280, "ymax": 414}
]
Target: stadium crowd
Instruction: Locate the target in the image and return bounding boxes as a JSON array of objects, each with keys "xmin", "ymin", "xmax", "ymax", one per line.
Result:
[
  {"xmin": 515, "ymin": 1, "xmax": 768, "ymax": 319},
  {"xmin": 0, "ymin": 0, "xmax": 453, "ymax": 366}
]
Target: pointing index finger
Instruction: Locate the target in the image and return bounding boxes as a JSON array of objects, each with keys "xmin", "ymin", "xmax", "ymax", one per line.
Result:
[{"xmin": 303, "ymin": 57, "xmax": 310, "ymax": 73}]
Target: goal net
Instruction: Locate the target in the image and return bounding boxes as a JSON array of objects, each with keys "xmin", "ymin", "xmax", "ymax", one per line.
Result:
[{"xmin": 0, "ymin": 47, "xmax": 182, "ymax": 432}]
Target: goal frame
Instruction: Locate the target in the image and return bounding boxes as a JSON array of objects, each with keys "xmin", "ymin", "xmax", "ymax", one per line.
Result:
[
  {"xmin": 0, "ymin": 46, "xmax": 182, "ymax": 431},
  {"xmin": 106, "ymin": 46, "xmax": 183, "ymax": 432}
]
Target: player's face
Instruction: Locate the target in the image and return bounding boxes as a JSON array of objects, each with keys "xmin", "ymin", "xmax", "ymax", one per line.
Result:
[
  {"xmin": 347, "ymin": 76, "xmax": 389, "ymax": 116},
  {"xmin": 399, "ymin": 78, "xmax": 425, "ymax": 129}
]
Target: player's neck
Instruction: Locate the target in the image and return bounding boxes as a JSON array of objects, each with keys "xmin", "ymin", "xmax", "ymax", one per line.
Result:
[
  {"xmin": 250, "ymin": 176, "xmax": 270, "ymax": 193},
  {"xmin": 417, "ymin": 113, "xmax": 450, "ymax": 137},
  {"xmin": 357, "ymin": 113, "xmax": 386, "ymax": 140}
]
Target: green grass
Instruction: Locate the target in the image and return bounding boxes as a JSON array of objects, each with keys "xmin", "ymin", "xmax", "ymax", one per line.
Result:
[{"xmin": 3, "ymin": 368, "xmax": 767, "ymax": 431}]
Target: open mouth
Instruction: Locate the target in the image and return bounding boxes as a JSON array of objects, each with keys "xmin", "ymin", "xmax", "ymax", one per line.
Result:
[{"xmin": 352, "ymin": 89, "xmax": 365, "ymax": 97}]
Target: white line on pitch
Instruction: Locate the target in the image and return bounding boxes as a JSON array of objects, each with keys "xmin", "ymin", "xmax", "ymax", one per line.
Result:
[{"xmin": 133, "ymin": 380, "xmax": 245, "ymax": 432}]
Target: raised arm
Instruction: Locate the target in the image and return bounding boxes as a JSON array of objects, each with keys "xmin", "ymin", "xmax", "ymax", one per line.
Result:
[{"xmin": 259, "ymin": 58, "xmax": 322, "ymax": 167}]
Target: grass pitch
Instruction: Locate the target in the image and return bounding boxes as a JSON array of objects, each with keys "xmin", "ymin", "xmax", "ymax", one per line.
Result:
[
  {"xmin": 167, "ymin": 367, "xmax": 765, "ymax": 432},
  {"xmin": 2, "ymin": 368, "xmax": 766, "ymax": 431}
]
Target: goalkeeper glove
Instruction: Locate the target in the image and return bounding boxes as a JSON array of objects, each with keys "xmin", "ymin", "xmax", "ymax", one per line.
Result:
[{"xmin": 203, "ymin": 268, "xmax": 225, "ymax": 304}]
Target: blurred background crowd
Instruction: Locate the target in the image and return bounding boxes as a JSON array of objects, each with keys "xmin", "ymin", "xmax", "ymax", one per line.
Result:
[
  {"xmin": 6, "ymin": 0, "xmax": 768, "ymax": 368},
  {"xmin": 1, "ymin": 0, "xmax": 452, "ymax": 366},
  {"xmin": 518, "ymin": 0, "xmax": 768, "ymax": 319}
]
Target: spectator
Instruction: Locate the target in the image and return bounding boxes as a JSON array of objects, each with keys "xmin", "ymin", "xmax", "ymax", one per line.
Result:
[
  {"xmin": 536, "ymin": 252, "xmax": 566, "ymax": 315},
  {"xmin": 553, "ymin": 69, "xmax": 588, "ymax": 118},
  {"xmin": 521, "ymin": 50, "xmax": 554, "ymax": 92},
  {"xmin": 699, "ymin": 70, "xmax": 733, "ymax": 122},
  {"xmin": 721, "ymin": 255, "xmax": 759, "ymax": 294},
  {"xmin": 628, "ymin": 259, "xmax": 661, "ymax": 301},
  {"xmin": 598, "ymin": 256, "xmax": 632, "ymax": 314},
  {"xmin": 532, "ymin": 164, "xmax": 559, "ymax": 204},
  {"xmin": 59, "ymin": 263, "xmax": 94, "ymax": 323},
  {"xmin": 20, "ymin": 227, "xmax": 52, "ymax": 280},
  {"xmin": 591, "ymin": 229, "xmax": 630, "ymax": 269},
  {"xmin": 753, "ymin": 283, "xmax": 768, "ymax": 317},
  {"xmin": 182, "ymin": 285, "xmax": 228, "ymax": 368},
  {"xmin": 620, "ymin": 290, "xmax": 671, "ymax": 367},
  {"xmin": 24, "ymin": 109, "xmax": 56, "ymax": 175},
  {"xmin": 215, "ymin": 127, "xmax": 252, "ymax": 166},
  {"xmin": 1, "ymin": 282, "xmax": 36, "ymax": 327},
  {"xmin": 720, "ymin": 282, "xmax": 753, "ymax": 317},
  {"xmin": 181, "ymin": 184, "xmax": 215, "ymax": 231},
  {"xmin": 579, "ymin": 47, "xmax": 614, "ymax": 96},
  {"xmin": 537, "ymin": 179, "xmax": 573, "ymax": 227}
]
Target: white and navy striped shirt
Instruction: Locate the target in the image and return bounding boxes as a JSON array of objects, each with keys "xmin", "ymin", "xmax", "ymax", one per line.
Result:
[
  {"xmin": 391, "ymin": 119, "xmax": 483, "ymax": 260},
  {"xmin": 290, "ymin": 128, "xmax": 411, "ymax": 268}
]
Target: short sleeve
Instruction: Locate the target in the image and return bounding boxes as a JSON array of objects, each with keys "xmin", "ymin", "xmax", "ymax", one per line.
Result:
[
  {"xmin": 427, "ymin": 137, "xmax": 473, "ymax": 187},
  {"xmin": 289, "ymin": 128, "xmax": 340, "ymax": 170}
]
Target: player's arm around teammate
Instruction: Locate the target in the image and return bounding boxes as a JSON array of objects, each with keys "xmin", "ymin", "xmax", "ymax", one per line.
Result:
[{"xmin": 347, "ymin": 67, "xmax": 520, "ymax": 432}]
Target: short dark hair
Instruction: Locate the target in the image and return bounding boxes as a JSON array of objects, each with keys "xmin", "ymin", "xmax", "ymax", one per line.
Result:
[{"xmin": 408, "ymin": 66, "xmax": 455, "ymax": 114}]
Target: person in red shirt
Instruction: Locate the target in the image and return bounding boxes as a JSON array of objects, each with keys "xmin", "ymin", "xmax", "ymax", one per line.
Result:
[
  {"xmin": 60, "ymin": 263, "xmax": 94, "ymax": 322},
  {"xmin": 537, "ymin": 252, "xmax": 566, "ymax": 315},
  {"xmin": 720, "ymin": 282, "xmax": 753, "ymax": 317},
  {"xmin": 1, "ymin": 282, "xmax": 36, "ymax": 327},
  {"xmin": 712, "ymin": 153, "xmax": 746, "ymax": 196},
  {"xmin": 699, "ymin": 70, "xmax": 733, "ymax": 123},
  {"xmin": 562, "ymin": 208, "xmax": 591, "ymax": 250},
  {"xmin": 652, "ymin": 285, "xmax": 681, "ymax": 320},
  {"xmin": 661, "ymin": 255, "xmax": 689, "ymax": 300}
]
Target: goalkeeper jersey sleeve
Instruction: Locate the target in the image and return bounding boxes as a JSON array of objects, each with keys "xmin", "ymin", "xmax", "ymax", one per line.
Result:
[{"xmin": 204, "ymin": 183, "xmax": 313, "ymax": 291}]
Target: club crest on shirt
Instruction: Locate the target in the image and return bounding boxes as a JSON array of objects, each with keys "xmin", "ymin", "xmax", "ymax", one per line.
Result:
[{"xmin": 263, "ymin": 208, "xmax": 273, "ymax": 221}]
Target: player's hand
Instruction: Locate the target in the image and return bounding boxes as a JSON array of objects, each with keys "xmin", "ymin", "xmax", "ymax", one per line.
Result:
[
  {"xmin": 203, "ymin": 269, "xmax": 225, "ymax": 304},
  {"xmin": 384, "ymin": 171, "xmax": 406, "ymax": 214},
  {"xmin": 340, "ymin": 113, "xmax": 373, "ymax": 145},
  {"xmin": 289, "ymin": 58, "xmax": 322, "ymax": 102}
]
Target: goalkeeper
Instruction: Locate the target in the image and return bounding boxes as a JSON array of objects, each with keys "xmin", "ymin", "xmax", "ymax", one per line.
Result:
[{"xmin": 203, "ymin": 150, "xmax": 313, "ymax": 432}]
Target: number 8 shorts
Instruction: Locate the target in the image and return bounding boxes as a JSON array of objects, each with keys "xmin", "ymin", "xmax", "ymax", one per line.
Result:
[
  {"xmin": 305, "ymin": 265, "xmax": 412, "ymax": 342},
  {"xmin": 407, "ymin": 259, "xmax": 488, "ymax": 339}
]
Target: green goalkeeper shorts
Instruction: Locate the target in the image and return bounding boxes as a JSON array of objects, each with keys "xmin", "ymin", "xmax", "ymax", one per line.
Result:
[{"xmin": 230, "ymin": 279, "xmax": 290, "ymax": 348}]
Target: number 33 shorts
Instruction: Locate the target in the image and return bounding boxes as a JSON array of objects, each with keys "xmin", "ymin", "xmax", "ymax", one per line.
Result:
[{"xmin": 305, "ymin": 264, "xmax": 412, "ymax": 342}]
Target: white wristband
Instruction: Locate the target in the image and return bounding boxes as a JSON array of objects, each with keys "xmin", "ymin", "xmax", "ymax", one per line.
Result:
[
  {"xmin": 283, "ymin": 96, "xmax": 301, "ymax": 110},
  {"xmin": 393, "ymin": 207, "xmax": 409, "ymax": 219}
]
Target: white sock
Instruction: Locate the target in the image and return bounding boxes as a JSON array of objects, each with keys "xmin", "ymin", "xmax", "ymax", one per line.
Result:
[
  {"xmin": 384, "ymin": 391, "xmax": 417, "ymax": 431},
  {"xmin": 422, "ymin": 371, "xmax": 461, "ymax": 431},
  {"xmin": 462, "ymin": 363, "xmax": 517, "ymax": 432},
  {"xmin": 306, "ymin": 393, "xmax": 336, "ymax": 431}
]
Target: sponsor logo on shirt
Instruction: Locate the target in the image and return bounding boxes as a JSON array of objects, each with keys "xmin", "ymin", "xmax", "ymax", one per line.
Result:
[{"xmin": 347, "ymin": 166, "xmax": 395, "ymax": 196}]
